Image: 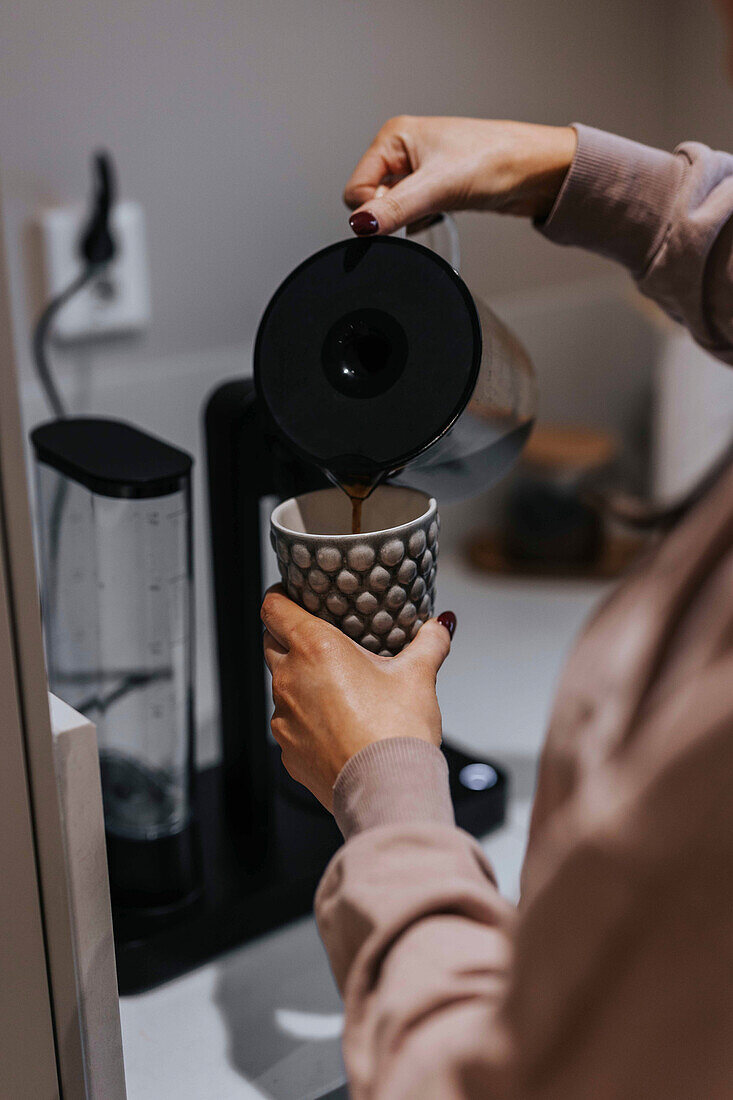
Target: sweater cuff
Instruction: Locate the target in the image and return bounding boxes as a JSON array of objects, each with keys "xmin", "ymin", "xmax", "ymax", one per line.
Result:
[
  {"xmin": 538, "ymin": 123, "xmax": 684, "ymax": 277},
  {"xmin": 332, "ymin": 737, "xmax": 455, "ymax": 840}
]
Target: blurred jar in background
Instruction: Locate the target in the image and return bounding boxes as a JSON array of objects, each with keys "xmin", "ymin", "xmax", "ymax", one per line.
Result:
[
  {"xmin": 501, "ymin": 425, "xmax": 615, "ymax": 568},
  {"xmin": 465, "ymin": 423, "xmax": 651, "ymax": 580}
]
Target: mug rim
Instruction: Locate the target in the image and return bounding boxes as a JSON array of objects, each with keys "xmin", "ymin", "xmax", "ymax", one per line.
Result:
[{"xmin": 271, "ymin": 484, "xmax": 437, "ymax": 542}]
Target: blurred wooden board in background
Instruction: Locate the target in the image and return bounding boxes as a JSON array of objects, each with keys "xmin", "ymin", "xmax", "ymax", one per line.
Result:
[{"xmin": 466, "ymin": 529, "xmax": 649, "ymax": 581}]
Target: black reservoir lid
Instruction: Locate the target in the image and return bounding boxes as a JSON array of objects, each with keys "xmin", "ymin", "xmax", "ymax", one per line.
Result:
[
  {"xmin": 31, "ymin": 418, "xmax": 193, "ymax": 499},
  {"xmin": 254, "ymin": 235, "xmax": 481, "ymax": 481}
]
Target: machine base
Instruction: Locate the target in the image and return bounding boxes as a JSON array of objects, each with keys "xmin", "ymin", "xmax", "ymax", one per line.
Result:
[{"xmin": 112, "ymin": 740, "xmax": 507, "ymax": 995}]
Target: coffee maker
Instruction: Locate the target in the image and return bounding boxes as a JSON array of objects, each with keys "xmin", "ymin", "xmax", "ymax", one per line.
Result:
[
  {"xmin": 35, "ymin": 227, "xmax": 527, "ymax": 994},
  {"xmin": 98, "ymin": 375, "xmax": 507, "ymax": 992}
]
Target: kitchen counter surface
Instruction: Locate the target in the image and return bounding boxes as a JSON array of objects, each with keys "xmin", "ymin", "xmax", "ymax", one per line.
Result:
[{"xmin": 120, "ymin": 557, "xmax": 609, "ymax": 1099}]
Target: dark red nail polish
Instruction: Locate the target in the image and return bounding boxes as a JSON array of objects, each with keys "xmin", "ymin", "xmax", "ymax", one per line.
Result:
[
  {"xmin": 349, "ymin": 211, "xmax": 379, "ymax": 236},
  {"xmin": 437, "ymin": 611, "xmax": 457, "ymax": 638}
]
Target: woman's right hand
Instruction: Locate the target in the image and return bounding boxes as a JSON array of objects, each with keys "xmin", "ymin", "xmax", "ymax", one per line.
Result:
[{"xmin": 344, "ymin": 116, "xmax": 577, "ymax": 236}]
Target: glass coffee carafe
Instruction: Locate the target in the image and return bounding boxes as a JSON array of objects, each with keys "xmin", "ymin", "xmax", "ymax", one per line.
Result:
[{"xmin": 254, "ymin": 214, "xmax": 536, "ymax": 505}]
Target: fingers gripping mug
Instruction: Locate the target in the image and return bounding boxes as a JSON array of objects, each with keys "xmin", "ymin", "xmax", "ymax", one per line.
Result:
[{"xmin": 270, "ymin": 486, "xmax": 439, "ymax": 655}]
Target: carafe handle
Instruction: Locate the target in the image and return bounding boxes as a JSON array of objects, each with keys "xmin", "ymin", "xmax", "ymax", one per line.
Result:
[
  {"xmin": 404, "ymin": 211, "xmax": 461, "ymax": 273},
  {"xmin": 373, "ymin": 181, "xmax": 461, "ymax": 273}
]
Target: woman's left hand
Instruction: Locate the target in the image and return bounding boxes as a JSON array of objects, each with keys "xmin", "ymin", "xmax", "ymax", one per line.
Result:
[{"xmin": 261, "ymin": 585, "xmax": 454, "ymax": 810}]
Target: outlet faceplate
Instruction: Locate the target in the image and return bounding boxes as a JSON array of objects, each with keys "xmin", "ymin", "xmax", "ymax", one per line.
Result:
[{"xmin": 39, "ymin": 200, "xmax": 151, "ymax": 340}]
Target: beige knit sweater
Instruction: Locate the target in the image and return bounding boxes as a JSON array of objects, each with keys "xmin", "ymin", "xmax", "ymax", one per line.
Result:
[{"xmin": 314, "ymin": 126, "xmax": 733, "ymax": 1098}]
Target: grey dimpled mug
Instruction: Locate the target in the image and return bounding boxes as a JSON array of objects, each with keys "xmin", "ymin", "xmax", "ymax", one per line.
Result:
[{"xmin": 270, "ymin": 486, "xmax": 438, "ymax": 655}]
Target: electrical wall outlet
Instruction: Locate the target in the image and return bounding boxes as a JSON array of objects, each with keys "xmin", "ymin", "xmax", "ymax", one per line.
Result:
[{"xmin": 38, "ymin": 200, "xmax": 151, "ymax": 340}]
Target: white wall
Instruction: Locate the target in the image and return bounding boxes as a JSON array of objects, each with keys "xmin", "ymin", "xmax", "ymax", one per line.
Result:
[{"xmin": 665, "ymin": 1, "xmax": 733, "ymax": 150}]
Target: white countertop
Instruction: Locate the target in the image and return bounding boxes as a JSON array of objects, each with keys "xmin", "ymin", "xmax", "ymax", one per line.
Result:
[{"xmin": 120, "ymin": 557, "xmax": 608, "ymax": 1100}]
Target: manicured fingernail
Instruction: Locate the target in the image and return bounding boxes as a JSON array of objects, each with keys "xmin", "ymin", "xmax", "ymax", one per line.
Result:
[
  {"xmin": 349, "ymin": 211, "xmax": 379, "ymax": 236},
  {"xmin": 437, "ymin": 611, "xmax": 457, "ymax": 638}
]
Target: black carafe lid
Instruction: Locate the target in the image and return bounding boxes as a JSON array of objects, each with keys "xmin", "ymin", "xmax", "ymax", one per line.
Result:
[{"xmin": 254, "ymin": 236, "xmax": 482, "ymax": 484}]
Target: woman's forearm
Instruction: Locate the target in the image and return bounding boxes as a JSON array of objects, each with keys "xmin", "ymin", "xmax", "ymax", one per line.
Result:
[
  {"xmin": 316, "ymin": 741, "xmax": 515, "ymax": 1098},
  {"xmin": 538, "ymin": 124, "xmax": 733, "ymax": 363}
]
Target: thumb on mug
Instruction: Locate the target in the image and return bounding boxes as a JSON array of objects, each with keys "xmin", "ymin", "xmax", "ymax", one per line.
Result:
[{"xmin": 399, "ymin": 611, "xmax": 456, "ymax": 678}]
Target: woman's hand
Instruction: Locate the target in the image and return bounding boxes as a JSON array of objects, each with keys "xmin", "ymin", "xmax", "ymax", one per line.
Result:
[
  {"xmin": 345, "ymin": 116, "xmax": 577, "ymax": 236},
  {"xmin": 261, "ymin": 585, "xmax": 455, "ymax": 810}
]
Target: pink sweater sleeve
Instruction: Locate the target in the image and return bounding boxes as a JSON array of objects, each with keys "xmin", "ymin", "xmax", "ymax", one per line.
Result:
[
  {"xmin": 316, "ymin": 738, "xmax": 517, "ymax": 1098},
  {"xmin": 539, "ymin": 124, "xmax": 733, "ymax": 364}
]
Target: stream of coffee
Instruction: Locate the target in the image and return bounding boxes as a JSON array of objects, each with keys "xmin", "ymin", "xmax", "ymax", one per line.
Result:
[
  {"xmin": 351, "ymin": 497, "xmax": 363, "ymax": 535},
  {"xmin": 337, "ymin": 476, "xmax": 382, "ymax": 535}
]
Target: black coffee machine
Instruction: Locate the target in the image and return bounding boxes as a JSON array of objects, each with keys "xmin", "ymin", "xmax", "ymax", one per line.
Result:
[
  {"xmin": 107, "ymin": 377, "xmax": 508, "ymax": 993},
  {"xmin": 111, "ymin": 233, "xmax": 537, "ymax": 993}
]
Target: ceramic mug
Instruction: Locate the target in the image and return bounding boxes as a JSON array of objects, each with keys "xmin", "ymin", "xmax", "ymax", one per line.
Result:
[{"xmin": 270, "ymin": 485, "xmax": 439, "ymax": 655}]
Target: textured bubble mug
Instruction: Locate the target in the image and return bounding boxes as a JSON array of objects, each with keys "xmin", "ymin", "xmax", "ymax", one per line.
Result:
[{"xmin": 270, "ymin": 486, "xmax": 439, "ymax": 655}]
